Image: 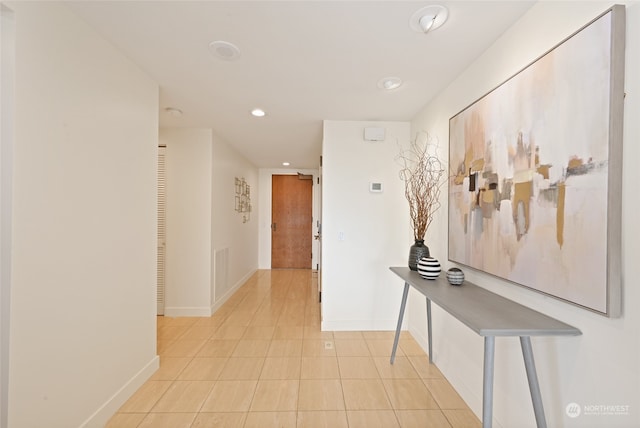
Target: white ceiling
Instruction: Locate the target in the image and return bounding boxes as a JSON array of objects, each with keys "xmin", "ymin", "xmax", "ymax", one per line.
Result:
[{"xmin": 67, "ymin": 1, "xmax": 535, "ymax": 169}]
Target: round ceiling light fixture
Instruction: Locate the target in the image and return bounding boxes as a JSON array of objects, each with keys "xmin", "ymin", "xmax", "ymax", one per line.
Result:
[
  {"xmin": 208, "ymin": 40, "xmax": 241, "ymax": 61},
  {"xmin": 409, "ymin": 5, "xmax": 449, "ymax": 34},
  {"xmin": 282, "ymin": 162, "xmax": 290, "ymax": 166},
  {"xmin": 377, "ymin": 77, "xmax": 403, "ymax": 90},
  {"xmin": 251, "ymin": 108, "xmax": 266, "ymax": 117}
]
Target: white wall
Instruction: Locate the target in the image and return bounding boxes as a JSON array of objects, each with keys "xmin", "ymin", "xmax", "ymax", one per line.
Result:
[
  {"xmin": 161, "ymin": 128, "xmax": 259, "ymax": 316},
  {"xmin": 7, "ymin": 2, "xmax": 158, "ymax": 427},
  {"xmin": 408, "ymin": 2, "xmax": 640, "ymax": 427},
  {"xmin": 161, "ymin": 128, "xmax": 213, "ymax": 316},
  {"xmin": 211, "ymin": 132, "xmax": 259, "ymax": 307},
  {"xmin": 258, "ymin": 168, "xmax": 320, "ymax": 270},
  {"xmin": 321, "ymin": 121, "xmax": 412, "ymax": 330}
]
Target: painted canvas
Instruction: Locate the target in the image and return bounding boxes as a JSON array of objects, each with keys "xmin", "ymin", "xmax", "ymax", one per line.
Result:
[{"xmin": 448, "ymin": 7, "xmax": 624, "ymax": 316}]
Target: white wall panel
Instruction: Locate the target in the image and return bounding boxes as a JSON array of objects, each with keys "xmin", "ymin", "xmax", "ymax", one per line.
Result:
[
  {"xmin": 8, "ymin": 3, "xmax": 158, "ymax": 426},
  {"xmin": 409, "ymin": 2, "xmax": 640, "ymax": 427},
  {"xmin": 321, "ymin": 121, "xmax": 411, "ymax": 330}
]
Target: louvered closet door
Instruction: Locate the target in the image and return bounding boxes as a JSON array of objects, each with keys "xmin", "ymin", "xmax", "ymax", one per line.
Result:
[{"xmin": 157, "ymin": 146, "xmax": 166, "ymax": 315}]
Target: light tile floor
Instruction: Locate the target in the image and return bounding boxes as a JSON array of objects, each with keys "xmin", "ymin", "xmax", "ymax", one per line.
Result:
[{"xmin": 107, "ymin": 269, "xmax": 481, "ymax": 428}]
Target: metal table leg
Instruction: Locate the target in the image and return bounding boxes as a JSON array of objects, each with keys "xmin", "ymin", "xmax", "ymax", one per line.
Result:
[
  {"xmin": 390, "ymin": 282, "xmax": 410, "ymax": 364},
  {"xmin": 483, "ymin": 336, "xmax": 495, "ymax": 428},
  {"xmin": 521, "ymin": 336, "xmax": 547, "ymax": 428},
  {"xmin": 426, "ymin": 298, "xmax": 433, "ymax": 363}
]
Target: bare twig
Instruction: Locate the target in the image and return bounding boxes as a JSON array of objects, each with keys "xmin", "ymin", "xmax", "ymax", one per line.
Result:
[{"xmin": 397, "ymin": 133, "xmax": 445, "ymax": 241}]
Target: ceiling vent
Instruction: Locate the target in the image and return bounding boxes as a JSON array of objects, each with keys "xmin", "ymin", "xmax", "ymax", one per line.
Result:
[{"xmin": 364, "ymin": 127, "xmax": 386, "ymax": 141}]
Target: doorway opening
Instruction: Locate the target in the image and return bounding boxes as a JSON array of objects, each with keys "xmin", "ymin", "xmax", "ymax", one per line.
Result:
[
  {"xmin": 271, "ymin": 174, "xmax": 313, "ymax": 269},
  {"xmin": 1, "ymin": 5, "xmax": 15, "ymax": 425}
]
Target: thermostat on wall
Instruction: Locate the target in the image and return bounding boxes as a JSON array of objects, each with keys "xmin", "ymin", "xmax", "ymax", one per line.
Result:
[{"xmin": 369, "ymin": 182, "xmax": 383, "ymax": 193}]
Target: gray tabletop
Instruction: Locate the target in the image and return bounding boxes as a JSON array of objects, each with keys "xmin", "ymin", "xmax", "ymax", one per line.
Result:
[{"xmin": 390, "ymin": 267, "xmax": 581, "ymax": 337}]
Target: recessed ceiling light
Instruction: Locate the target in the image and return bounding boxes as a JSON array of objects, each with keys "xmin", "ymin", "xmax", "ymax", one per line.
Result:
[
  {"xmin": 409, "ymin": 5, "xmax": 449, "ymax": 34},
  {"xmin": 164, "ymin": 107, "xmax": 183, "ymax": 117},
  {"xmin": 377, "ymin": 77, "xmax": 403, "ymax": 90},
  {"xmin": 208, "ymin": 40, "xmax": 241, "ymax": 61},
  {"xmin": 251, "ymin": 108, "xmax": 266, "ymax": 117},
  {"xmin": 282, "ymin": 162, "xmax": 290, "ymax": 166}
]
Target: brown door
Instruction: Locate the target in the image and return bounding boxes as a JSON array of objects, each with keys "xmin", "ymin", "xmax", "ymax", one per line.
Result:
[{"xmin": 271, "ymin": 174, "xmax": 313, "ymax": 268}]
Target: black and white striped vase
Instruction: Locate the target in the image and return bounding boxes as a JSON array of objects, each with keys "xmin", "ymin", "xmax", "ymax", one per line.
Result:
[{"xmin": 417, "ymin": 257, "xmax": 441, "ymax": 280}]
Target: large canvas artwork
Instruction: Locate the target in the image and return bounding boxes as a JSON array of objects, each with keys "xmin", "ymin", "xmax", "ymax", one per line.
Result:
[{"xmin": 448, "ymin": 6, "xmax": 625, "ymax": 316}]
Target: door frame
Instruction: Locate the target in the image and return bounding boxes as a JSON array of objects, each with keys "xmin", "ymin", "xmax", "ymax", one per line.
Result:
[
  {"xmin": 258, "ymin": 169, "xmax": 320, "ymax": 270},
  {"xmin": 1, "ymin": 6, "xmax": 15, "ymax": 425}
]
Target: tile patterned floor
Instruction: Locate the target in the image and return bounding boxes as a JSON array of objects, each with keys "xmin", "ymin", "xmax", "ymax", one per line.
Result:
[{"xmin": 107, "ymin": 269, "xmax": 481, "ymax": 427}]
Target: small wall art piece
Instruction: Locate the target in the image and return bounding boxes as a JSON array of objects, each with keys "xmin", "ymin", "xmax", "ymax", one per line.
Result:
[
  {"xmin": 448, "ymin": 6, "xmax": 625, "ymax": 317},
  {"xmin": 235, "ymin": 177, "xmax": 252, "ymax": 223}
]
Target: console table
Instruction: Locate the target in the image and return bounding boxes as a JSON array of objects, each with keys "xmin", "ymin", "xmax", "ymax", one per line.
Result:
[{"xmin": 389, "ymin": 267, "xmax": 581, "ymax": 428}]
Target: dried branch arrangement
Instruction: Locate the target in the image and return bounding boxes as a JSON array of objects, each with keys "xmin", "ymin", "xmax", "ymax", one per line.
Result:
[{"xmin": 397, "ymin": 133, "xmax": 445, "ymax": 241}]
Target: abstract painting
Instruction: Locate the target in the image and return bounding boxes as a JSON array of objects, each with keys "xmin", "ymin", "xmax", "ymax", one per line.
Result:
[{"xmin": 448, "ymin": 6, "xmax": 625, "ymax": 316}]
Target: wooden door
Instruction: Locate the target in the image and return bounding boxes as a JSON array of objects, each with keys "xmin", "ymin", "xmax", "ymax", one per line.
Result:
[{"xmin": 272, "ymin": 174, "xmax": 313, "ymax": 268}]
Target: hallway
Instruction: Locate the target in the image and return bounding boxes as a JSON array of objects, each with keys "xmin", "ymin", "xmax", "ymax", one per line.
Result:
[{"xmin": 107, "ymin": 269, "xmax": 480, "ymax": 427}]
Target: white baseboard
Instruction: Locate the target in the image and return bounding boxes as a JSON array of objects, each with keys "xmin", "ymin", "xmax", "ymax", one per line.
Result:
[
  {"xmin": 164, "ymin": 306, "xmax": 212, "ymax": 317},
  {"xmin": 79, "ymin": 355, "xmax": 160, "ymax": 428},
  {"xmin": 210, "ymin": 269, "xmax": 256, "ymax": 314},
  {"xmin": 408, "ymin": 321, "xmax": 485, "ymax": 425},
  {"xmin": 407, "ymin": 325, "xmax": 429, "ymax": 352},
  {"xmin": 321, "ymin": 319, "xmax": 403, "ymax": 331}
]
